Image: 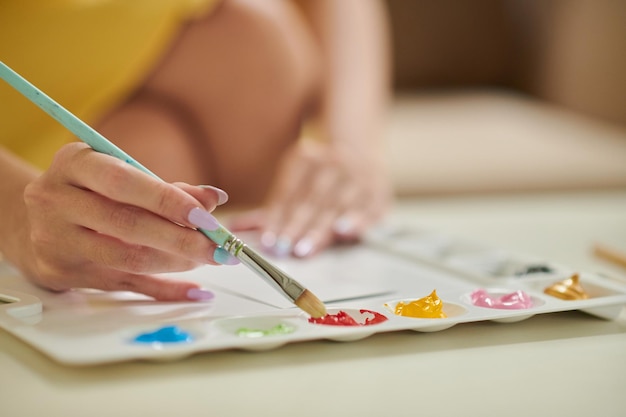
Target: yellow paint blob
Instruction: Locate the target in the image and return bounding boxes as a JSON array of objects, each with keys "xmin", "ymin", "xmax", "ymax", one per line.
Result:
[
  {"xmin": 544, "ymin": 273, "xmax": 589, "ymax": 300},
  {"xmin": 392, "ymin": 290, "xmax": 447, "ymax": 318}
]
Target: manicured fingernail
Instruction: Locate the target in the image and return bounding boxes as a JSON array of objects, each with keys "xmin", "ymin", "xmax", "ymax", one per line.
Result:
[
  {"xmin": 261, "ymin": 231, "xmax": 277, "ymax": 249},
  {"xmin": 188, "ymin": 207, "xmax": 220, "ymax": 231},
  {"xmin": 186, "ymin": 288, "xmax": 215, "ymax": 301},
  {"xmin": 294, "ymin": 237, "xmax": 315, "ymax": 258},
  {"xmin": 333, "ymin": 216, "xmax": 354, "ymax": 235},
  {"xmin": 273, "ymin": 236, "xmax": 292, "ymax": 258},
  {"xmin": 199, "ymin": 185, "xmax": 229, "ymax": 206},
  {"xmin": 213, "ymin": 247, "xmax": 240, "ymax": 265}
]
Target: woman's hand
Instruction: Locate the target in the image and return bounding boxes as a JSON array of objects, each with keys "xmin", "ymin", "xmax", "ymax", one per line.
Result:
[
  {"xmin": 19, "ymin": 142, "xmax": 235, "ymax": 301},
  {"xmin": 228, "ymin": 139, "xmax": 392, "ymax": 257},
  {"xmin": 228, "ymin": 0, "xmax": 392, "ymax": 258}
]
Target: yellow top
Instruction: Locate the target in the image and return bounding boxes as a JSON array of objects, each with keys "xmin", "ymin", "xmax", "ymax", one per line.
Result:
[{"xmin": 0, "ymin": 0, "xmax": 218, "ymax": 169}]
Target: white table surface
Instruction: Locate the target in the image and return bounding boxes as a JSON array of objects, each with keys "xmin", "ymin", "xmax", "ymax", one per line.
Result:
[{"xmin": 1, "ymin": 190, "xmax": 625, "ymax": 417}]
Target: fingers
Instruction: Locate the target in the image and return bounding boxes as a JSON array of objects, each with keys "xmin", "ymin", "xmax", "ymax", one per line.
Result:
[
  {"xmin": 30, "ymin": 218, "xmax": 227, "ymax": 301},
  {"xmin": 291, "ymin": 205, "xmax": 340, "ymax": 258},
  {"xmin": 175, "ymin": 182, "xmax": 229, "ymax": 208},
  {"xmin": 331, "ymin": 175, "xmax": 391, "ymax": 243},
  {"xmin": 28, "ymin": 198, "xmax": 223, "ymax": 301},
  {"xmin": 95, "ymin": 274, "xmax": 203, "ymax": 302},
  {"xmin": 36, "ymin": 148, "xmax": 232, "ymax": 265},
  {"xmin": 288, "ymin": 175, "xmax": 369, "ymax": 257},
  {"xmin": 76, "ymin": 228, "xmax": 200, "ymax": 274},
  {"xmin": 38, "ymin": 259, "xmax": 206, "ymax": 302},
  {"xmin": 23, "ymin": 143, "xmax": 238, "ymax": 301},
  {"xmin": 259, "ymin": 141, "xmax": 391, "ymax": 258},
  {"xmin": 56, "ymin": 143, "xmax": 217, "ymax": 228},
  {"xmin": 262, "ymin": 145, "xmax": 316, "ymax": 238},
  {"xmin": 283, "ymin": 169, "xmax": 342, "ymax": 251}
]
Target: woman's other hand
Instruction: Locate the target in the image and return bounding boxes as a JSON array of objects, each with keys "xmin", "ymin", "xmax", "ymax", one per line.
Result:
[{"xmin": 228, "ymin": 139, "xmax": 391, "ymax": 257}]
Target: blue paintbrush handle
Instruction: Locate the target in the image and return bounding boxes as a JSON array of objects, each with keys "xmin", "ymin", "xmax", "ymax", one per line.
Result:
[
  {"xmin": 0, "ymin": 61, "xmax": 155, "ymax": 176},
  {"xmin": 0, "ymin": 60, "xmax": 232, "ymax": 246}
]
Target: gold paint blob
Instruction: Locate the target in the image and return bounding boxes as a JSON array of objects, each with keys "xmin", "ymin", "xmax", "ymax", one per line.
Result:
[
  {"xmin": 391, "ymin": 289, "xmax": 447, "ymax": 318},
  {"xmin": 543, "ymin": 273, "xmax": 589, "ymax": 300}
]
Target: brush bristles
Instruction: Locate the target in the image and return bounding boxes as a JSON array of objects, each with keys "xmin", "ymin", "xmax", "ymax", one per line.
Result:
[{"xmin": 295, "ymin": 289, "xmax": 327, "ymax": 318}]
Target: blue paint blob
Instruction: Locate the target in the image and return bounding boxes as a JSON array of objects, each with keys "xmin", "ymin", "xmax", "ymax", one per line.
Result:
[{"xmin": 133, "ymin": 325, "xmax": 193, "ymax": 344}]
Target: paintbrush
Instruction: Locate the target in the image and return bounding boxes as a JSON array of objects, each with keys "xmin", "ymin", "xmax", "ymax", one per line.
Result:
[
  {"xmin": 0, "ymin": 60, "xmax": 327, "ymax": 318},
  {"xmin": 593, "ymin": 243, "xmax": 626, "ymax": 271}
]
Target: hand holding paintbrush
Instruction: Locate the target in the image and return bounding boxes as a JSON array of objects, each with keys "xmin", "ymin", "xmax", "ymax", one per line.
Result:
[{"xmin": 0, "ymin": 61, "xmax": 326, "ymax": 318}]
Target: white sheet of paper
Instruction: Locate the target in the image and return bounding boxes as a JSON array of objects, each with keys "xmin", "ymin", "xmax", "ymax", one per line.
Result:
[{"xmin": 174, "ymin": 244, "xmax": 402, "ymax": 308}]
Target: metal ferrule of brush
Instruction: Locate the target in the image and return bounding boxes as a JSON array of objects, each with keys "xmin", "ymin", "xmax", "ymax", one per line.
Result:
[{"xmin": 223, "ymin": 236, "xmax": 306, "ymax": 302}]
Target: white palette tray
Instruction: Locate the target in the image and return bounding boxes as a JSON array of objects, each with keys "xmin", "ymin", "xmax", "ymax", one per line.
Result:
[{"xmin": 1, "ymin": 227, "xmax": 625, "ymax": 366}]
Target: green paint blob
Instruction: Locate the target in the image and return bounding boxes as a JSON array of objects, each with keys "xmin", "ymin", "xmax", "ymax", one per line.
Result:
[{"xmin": 236, "ymin": 323, "xmax": 295, "ymax": 338}]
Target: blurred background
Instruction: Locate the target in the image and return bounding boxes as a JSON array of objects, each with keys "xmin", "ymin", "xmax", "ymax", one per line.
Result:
[
  {"xmin": 382, "ymin": 0, "xmax": 626, "ymax": 196},
  {"xmin": 388, "ymin": 0, "xmax": 626, "ymax": 123}
]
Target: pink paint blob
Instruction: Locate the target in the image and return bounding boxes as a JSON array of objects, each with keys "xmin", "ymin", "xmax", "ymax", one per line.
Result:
[{"xmin": 470, "ymin": 289, "xmax": 534, "ymax": 310}]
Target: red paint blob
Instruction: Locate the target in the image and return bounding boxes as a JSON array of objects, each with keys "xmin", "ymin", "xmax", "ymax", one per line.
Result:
[
  {"xmin": 361, "ymin": 309, "xmax": 388, "ymax": 325},
  {"xmin": 308, "ymin": 309, "xmax": 387, "ymax": 326}
]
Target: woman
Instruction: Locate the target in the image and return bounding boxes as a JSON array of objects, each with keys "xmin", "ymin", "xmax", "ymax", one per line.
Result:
[{"xmin": 0, "ymin": 0, "xmax": 391, "ymax": 301}]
